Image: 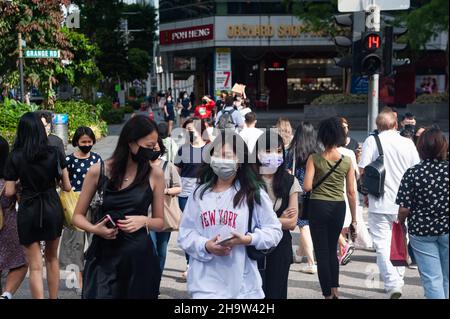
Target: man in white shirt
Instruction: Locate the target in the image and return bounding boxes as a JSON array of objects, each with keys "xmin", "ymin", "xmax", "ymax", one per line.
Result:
[
  {"xmin": 239, "ymin": 112, "xmax": 263, "ymax": 154},
  {"xmin": 359, "ymin": 110, "xmax": 420, "ymax": 299}
]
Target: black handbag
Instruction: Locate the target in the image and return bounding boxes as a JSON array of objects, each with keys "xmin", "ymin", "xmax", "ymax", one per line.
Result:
[{"xmin": 300, "ymin": 155, "xmax": 344, "ymax": 220}]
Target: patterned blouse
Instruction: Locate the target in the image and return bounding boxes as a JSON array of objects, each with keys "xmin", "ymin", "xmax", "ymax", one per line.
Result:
[
  {"xmin": 66, "ymin": 152, "xmax": 102, "ymax": 192},
  {"xmin": 396, "ymin": 159, "xmax": 449, "ymax": 236}
]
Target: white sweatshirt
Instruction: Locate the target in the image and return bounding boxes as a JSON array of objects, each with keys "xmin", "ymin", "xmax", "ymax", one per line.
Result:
[{"xmin": 177, "ymin": 183, "xmax": 283, "ymax": 299}]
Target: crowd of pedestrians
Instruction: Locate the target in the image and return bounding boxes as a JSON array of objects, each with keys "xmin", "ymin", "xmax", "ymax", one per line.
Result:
[{"xmin": 0, "ymin": 91, "xmax": 448, "ymax": 300}]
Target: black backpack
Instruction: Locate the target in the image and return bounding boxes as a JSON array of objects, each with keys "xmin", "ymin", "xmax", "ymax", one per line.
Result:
[
  {"xmin": 361, "ymin": 133, "xmax": 385, "ymax": 198},
  {"xmin": 217, "ymin": 108, "xmax": 236, "ymax": 129}
]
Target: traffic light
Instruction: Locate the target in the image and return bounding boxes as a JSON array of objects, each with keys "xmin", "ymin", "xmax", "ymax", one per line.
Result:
[
  {"xmin": 360, "ymin": 31, "xmax": 383, "ymax": 75},
  {"xmin": 383, "ymin": 26, "xmax": 409, "ymax": 76},
  {"xmin": 332, "ymin": 12, "xmax": 365, "ymax": 74},
  {"xmin": 333, "ymin": 14, "xmax": 353, "ymax": 68}
]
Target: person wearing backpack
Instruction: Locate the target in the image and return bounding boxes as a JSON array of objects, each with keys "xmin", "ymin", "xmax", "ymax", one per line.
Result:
[
  {"xmin": 215, "ymin": 96, "xmax": 244, "ymax": 131},
  {"xmin": 359, "ymin": 110, "xmax": 420, "ymax": 299}
]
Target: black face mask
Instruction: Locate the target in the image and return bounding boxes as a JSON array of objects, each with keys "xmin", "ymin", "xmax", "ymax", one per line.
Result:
[
  {"xmin": 79, "ymin": 145, "xmax": 93, "ymax": 154},
  {"xmin": 131, "ymin": 146, "xmax": 160, "ymax": 163}
]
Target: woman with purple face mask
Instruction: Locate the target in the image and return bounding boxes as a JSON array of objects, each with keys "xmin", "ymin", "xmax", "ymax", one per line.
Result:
[{"xmin": 255, "ymin": 131, "xmax": 301, "ymax": 299}]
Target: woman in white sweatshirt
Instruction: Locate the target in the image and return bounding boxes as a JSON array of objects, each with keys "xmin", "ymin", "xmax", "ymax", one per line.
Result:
[{"xmin": 178, "ymin": 130, "xmax": 283, "ymax": 299}]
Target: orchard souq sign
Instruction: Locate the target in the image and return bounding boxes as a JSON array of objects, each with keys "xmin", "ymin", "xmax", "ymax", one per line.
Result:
[{"xmin": 227, "ymin": 24, "xmax": 320, "ymax": 38}]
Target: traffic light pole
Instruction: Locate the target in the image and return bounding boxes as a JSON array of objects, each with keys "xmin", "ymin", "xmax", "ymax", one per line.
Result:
[{"xmin": 367, "ymin": 4, "xmax": 381, "ymax": 134}]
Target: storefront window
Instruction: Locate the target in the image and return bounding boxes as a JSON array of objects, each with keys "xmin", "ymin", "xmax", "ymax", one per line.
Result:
[{"xmin": 287, "ymin": 59, "xmax": 343, "ymax": 105}]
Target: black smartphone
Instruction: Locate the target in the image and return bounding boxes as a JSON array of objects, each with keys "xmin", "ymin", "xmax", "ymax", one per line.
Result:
[{"xmin": 349, "ymin": 223, "xmax": 356, "ymax": 241}]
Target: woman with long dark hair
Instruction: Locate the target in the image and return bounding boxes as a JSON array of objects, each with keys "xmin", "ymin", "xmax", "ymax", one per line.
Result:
[
  {"xmin": 286, "ymin": 122, "xmax": 320, "ymax": 274},
  {"xmin": 303, "ymin": 117, "xmax": 357, "ymax": 299},
  {"xmin": 175, "ymin": 117, "xmax": 208, "ymax": 280},
  {"xmin": 72, "ymin": 115, "xmax": 165, "ymax": 299},
  {"xmin": 149, "ymin": 137, "xmax": 182, "ymax": 292},
  {"xmin": 255, "ymin": 131, "xmax": 300, "ymax": 299},
  {"xmin": 0, "ymin": 136, "xmax": 28, "ymax": 300},
  {"xmin": 178, "ymin": 130, "xmax": 282, "ymax": 298},
  {"xmin": 3, "ymin": 112, "xmax": 72, "ymax": 299}
]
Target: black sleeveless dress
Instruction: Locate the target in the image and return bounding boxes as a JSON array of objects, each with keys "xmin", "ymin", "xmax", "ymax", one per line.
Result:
[
  {"xmin": 4, "ymin": 147, "xmax": 65, "ymax": 246},
  {"xmin": 82, "ymin": 178, "xmax": 160, "ymax": 299}
]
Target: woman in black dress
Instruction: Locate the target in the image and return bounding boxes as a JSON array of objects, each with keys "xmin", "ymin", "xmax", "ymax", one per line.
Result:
[
  {"xmin": 4, "ymin": 112, "xmax": 72, "ymax": 299},
  {"xmin": 72, "ymin": 115, "xmax": 165, "ymax": 299}
]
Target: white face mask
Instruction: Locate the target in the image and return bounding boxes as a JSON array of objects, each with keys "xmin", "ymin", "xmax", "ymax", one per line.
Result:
[
  {"xmin": 184, "ymin": 95, "xmax": 188, "ymax": 99},
  {"xmin": 167, "ymin": 98, "xmax": 172, "ymax": 102},
  {"xmin": 210, "ymin": 156, "xmax": 238, "ymax": 180},
  {"xmin": 258, "ymin": 152, "xmax": 284, "ymax": 174}
]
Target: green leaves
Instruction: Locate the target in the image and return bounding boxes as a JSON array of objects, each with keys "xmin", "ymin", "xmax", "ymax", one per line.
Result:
[
  {"xmin": 0, "ymin": 98, "xmax": 40, "ymax": 144},
  {"xmin": 54, "ymin": 100, "xmax": 108, "ymax": 138}
]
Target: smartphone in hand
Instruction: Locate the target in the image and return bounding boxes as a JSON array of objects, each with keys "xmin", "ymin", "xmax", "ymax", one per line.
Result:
[
  {"xmin": 217, "ymin": 235, "xmax": 234, "ymax": 246},
  {"xmin": 98, "ymin": 214, "xmax": 117, "ymax": 229}
]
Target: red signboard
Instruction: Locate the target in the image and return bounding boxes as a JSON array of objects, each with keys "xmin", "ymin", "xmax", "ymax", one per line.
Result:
[{"xmin": 160, "ymin": 24, "xmax": 214, "ymax": 45}]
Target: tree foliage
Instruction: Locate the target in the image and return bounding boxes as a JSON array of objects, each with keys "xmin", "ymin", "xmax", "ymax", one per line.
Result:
[
  {"xmin": 0, "ymin": 0, "xmax": 73, "ymax": 108},
  {"xmin": 56, "ymin": 28, "xmax": 103, "ymax": 100},
  {"xmin": 285, "ymin": 0, "xmax": 449, "ymax": 50}
]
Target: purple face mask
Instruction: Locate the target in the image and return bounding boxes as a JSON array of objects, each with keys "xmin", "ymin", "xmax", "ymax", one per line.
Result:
[{"xmin": 259, "ymin": 153, "xmax": 284, "ymax": 169}]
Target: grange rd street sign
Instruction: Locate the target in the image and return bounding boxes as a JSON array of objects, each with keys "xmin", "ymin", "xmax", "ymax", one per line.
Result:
[{"xmin": 25, "ymin": 50, "xmax": 60, "ymax": 59}]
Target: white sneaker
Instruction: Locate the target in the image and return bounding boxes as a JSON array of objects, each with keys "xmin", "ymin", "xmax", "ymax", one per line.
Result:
[
  {"xmin": 292, "ymin": 246, "xmax": 301, "ymax": 263},
  {"xmin": 299, "ymin": 264, "xmax": 317, "ymax": 274},
  {"xmin": 387, "ymin": 287, "xmax": 402, "ymax": 299}
]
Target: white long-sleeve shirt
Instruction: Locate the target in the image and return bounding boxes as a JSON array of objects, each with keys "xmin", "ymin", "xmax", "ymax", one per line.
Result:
[{"xmin": 177, "ymin": 183, "xmax": 282, "ymax": 299}]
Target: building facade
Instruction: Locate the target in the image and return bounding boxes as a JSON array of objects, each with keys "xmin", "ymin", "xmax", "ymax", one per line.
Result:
[
  {"xmin": 158, "ymin": 0, "xmax": 343, "ymax": 108},
  {"xmin": 157, "ymin": 1, "xmax": 448, "ymax": 108}
]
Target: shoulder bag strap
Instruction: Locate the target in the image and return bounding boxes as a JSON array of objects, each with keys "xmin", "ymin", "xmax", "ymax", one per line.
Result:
[
  {"xmin": 247, "ymin": 199, "xmax": 254, "ymax": 234},
  {"xmin": 373, "ymin": 133, "xmax": 384, "ymax": 160},
  {"xmin": 97, "ymin": 160, "xmax": 106, "ymax": 204},
  {"xmin": 162, "ymin": 160, "xmax": 172, "ymax": 188},
  {"xmin": 312, "ymin": 155, "xmax": 344, "ymax": 190}
]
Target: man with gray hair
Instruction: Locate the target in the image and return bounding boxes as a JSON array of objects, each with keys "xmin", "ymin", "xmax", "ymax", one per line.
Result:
[{"xmin": 359, "ymin": 110, "xmax": 420, "ymax": 299}]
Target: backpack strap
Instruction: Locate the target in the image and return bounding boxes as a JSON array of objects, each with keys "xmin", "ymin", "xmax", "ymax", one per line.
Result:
[{"xmin": 373, "ymin": 133, "xmax": 384, "ymax": 161}]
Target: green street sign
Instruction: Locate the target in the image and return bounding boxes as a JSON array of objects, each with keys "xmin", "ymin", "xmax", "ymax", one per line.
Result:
[{"xmin": 24, "ymin": 50, "xmax": 60, "ymax": 59}]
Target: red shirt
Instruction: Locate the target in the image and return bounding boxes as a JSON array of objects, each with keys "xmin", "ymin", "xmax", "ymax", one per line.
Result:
[{"xmin": 194, "ymin": 101, "xmax": 215, "ymax": 119}]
